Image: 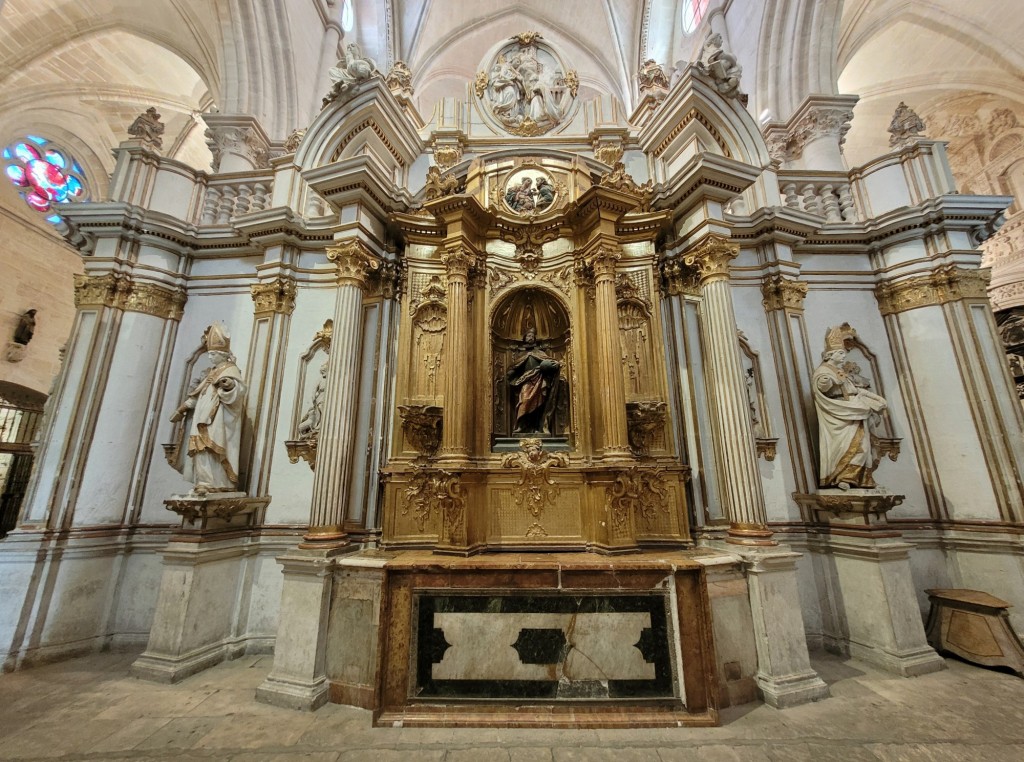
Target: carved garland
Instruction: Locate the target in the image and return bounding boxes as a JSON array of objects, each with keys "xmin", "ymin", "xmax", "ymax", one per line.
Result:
[{"xmin": 875, "ymin": 266, "xmax": 990, "ymax": 316}]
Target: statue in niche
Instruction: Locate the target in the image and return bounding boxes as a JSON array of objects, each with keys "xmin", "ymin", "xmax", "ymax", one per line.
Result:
[
  {"xmin": 508, "ymin": 328, "xmax": 565, "ymax": 435},
  {"xmin": 169, "ymin": 323, "xmax": 246, "ymax": 495},
  {"xmin": 812, "ymin": 325, "xmax": 888, "ymax": 490},
  {"xmin": 297, "ymin": 361, "xmax": 327, "ymax": 438},
  {"xmin": 13, "ymin": 309, "xmax": 36, "ymax": 345}
]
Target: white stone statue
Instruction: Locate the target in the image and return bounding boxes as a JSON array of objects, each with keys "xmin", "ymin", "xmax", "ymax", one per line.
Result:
[
  {"xmin": 297, "ymin": 361, "xmax": 327, "ymax": 438},
  {"xmin": 478, "ymin": 39, "xmax": 575, "ymax": 136},
  {"xmin": 812, "ymin": 324, "xmax": 888, "ymax": 490},
  {"xmin": 170, "ymin": 323, "xmax": 246, "ymax": 495},
  {"xmin": 698, "ymin": 32, "xmax": 744, "ymax": 102},
  {"xmin": 324, "ymin": 43, "xmax": 378, "ymax": 107}
]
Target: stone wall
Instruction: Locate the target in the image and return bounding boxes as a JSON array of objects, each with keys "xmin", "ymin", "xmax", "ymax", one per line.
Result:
[{"xmin": 0, "ymin": 187, "xmax": 82, "ymax": 396}]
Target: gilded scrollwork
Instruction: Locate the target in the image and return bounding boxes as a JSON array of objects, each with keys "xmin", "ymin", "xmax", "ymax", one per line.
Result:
[
  {"xmin": 875, "ymin": 266, "xmax": 990, "ymax": 316},
  {"xmin": 251, "ymin": 278, "xmax": 297, "ymax": 317},
  {"xmin": 327, "ymin": 239, "xmax": 379, "ymax": 289},
  {"xmin": 403, "ymin": 468, "xmax": 464, "ymax": 533},
  {"xmin": 398, "ymin": 404, "xmax": 443, "ymax": 457},
  {"xmin": 606, "ymin": 467, "xmax": 669, "ymax": 534},
  {"xmin": 761, "ymin": 274, "xmax": 808, "ymax": 312},
  {"xmin": 74, "ymin": 273, "xmax": 186, "ymax": 320},
  {"xmin": 625, "ymin": 401, "xmax": 667, "ymax": 457},
  {"xmin": 501, "ymin": 438, "xmax": 569, "ymax": 525},
  {"xmin": 682, "ymin": 234, "xmax": 738, "ymax": 282}
]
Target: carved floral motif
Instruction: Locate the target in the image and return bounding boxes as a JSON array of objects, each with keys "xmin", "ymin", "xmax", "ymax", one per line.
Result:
[
  {"xmin": 761, "ymin": 274, "xmax": 808, "ymax": 312},
  {"xmin": 606, "ymin": 467, "xmax": 669, "ymax": 534},
  {"xmin": 250, "ymin": 278, "xmax": 297, "ymax": 316},
  {"xmin": 74, "ymin": 273, "xmax": 186, "ymax": 320},
  {"xmin": 424, "ymin": 165, "xmax": 461, "ymax": 200},
  {"xmin": 327, "ymin": 239, "xmax": 379, "ymax": 288},
  {"xmin": 501, "ymin": 438, "xmax": 568, "ymax": 524},
  {"xmin": 403, "ymin": 468, "xmax": 464, "ymax": 533},
  {"xmin": 875, "ymin": 266, "xmax": 990, "ymax": 316}
]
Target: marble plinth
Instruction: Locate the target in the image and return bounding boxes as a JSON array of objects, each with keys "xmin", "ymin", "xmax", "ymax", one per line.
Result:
[
  {"xmin": 925, "ymin": 588, "xmax": 1024, "ymax": 676},
  {"xmin": 320, "ymin": 550, "xmax": 725, "ymax": 727}
]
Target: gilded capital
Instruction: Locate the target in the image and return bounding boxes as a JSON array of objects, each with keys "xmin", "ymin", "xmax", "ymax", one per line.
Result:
[
  {"xmin": 875, "ymin": 265, "xmax": 990, "ymax": 316},
  {"xmin": 74, "ymin": 273, "xmax": 186, "ymax": 320},
  {"xmin": 327, "ymin": 239, "xmax": 379, "ymax": 289},
  {"xmin": 660, "ymin": 258, "xmax": 701, "ymax": 297},
  {"xmin": 441, "ymin": 245, "xmax": 475, "ymax": 279},
  {"xmin": 251, "ymin": 278, "xmax": 297, "ymax": 317},
  {"xmin": 585, "ymin": 243, "xmax": 621, "ymax": 278},
  {"xmin": 761, "ymin": 274, "xmax": 808, "ymax": 312},
  {"xmin": 682, "ymin": 235, "xmax": 738, "ymax": 283}
]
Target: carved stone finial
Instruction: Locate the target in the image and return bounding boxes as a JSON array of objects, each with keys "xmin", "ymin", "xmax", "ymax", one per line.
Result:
[
  {"xmin": 638, "ymin": 59, "xmax": 670, "ymax": 101},
  {"xmin": 888, "ymin": 101, "xmax": 927, "ymax": 148},
  {"xmin": 323, "ymin": 43, "xmax": 378, "ymax": 108},
  {"xmin": 127, "ymin": 107, "xmax": 165, "ymax": 150},
  {"xmin": 283, "ymin": 128, "xmax": 306, "ymax": 153},
  {"xmin": 598, "ymin": 162, "xmax": 654, "ymax": 210},
  {"xmin": 385, "ymin": 60, "xmax": 414, "ymax": 99},
  {"xmin": 424, "ymin": 165, "xmax": 461, "ymax": 200}
]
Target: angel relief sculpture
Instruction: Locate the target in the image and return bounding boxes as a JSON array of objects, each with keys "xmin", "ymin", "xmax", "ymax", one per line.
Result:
[{"xmin": 478, "ymin": 35, "xmax": 578, "ymax": 137}]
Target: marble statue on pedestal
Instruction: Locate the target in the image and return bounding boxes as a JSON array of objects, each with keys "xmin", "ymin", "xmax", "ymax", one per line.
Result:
[
  {"xmin": 170, "ymin": 323, "xmax": 246, "ymax": 495},
  {"xmin": 697, "ymin": 33, "xmax": 745, "ymax": 103},
  {"xmin": 812, "ymin": 325, "xmax": 888, "ymax": 489}
]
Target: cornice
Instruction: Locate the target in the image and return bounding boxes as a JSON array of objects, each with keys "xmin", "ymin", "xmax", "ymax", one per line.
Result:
[
  {"xmin": 875, "ymin": 265, "xmax": 990, "ymax": 316},
  {"xmin": 652, "ymin": 153, "xmax": 761, "ymax": 217},
  {"xmin": 74, "ymin": 272, "xmax": 186, "ymax": 320}
]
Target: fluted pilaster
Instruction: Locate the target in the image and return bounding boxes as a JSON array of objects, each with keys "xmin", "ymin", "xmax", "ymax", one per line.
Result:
[
  {"xmin": 589, "ymin": 244, "xmax": 631, "ymax": 457},
  {"xmin": 439, "ymin": 245, "xmax": 473, "ymax": 459},
  {"xmin": 304, "ymin": 239, "xmax": 378, "ymax": 545},
  {"xmin": 687, "ymin": 235, "xmax": 774, "ymax": 545}
]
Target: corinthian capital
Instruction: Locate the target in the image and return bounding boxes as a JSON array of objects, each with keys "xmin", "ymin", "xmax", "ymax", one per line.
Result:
[
  {"xmin": 761, "ymin": 274, "xmax": 808, "ymax": 312},
  {"xmin": 585, "ymin": 243, "xmax": 621, "ymax": 278},
  {"xmin": 682, "ymin": 234, "xmax": 738, "ymax": 282},
  {"xmin": 441, "ymin": 245, "xmax": 475, "ymax": 279},
  {"xmin": 327, "ymin": 239, "xmax": 379, "ymax": 289}
]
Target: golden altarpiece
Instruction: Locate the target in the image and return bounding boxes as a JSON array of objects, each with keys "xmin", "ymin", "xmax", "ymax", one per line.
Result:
[{"xmin": 384, "ymin": 157, "xmax": 691, "ymax": 554}]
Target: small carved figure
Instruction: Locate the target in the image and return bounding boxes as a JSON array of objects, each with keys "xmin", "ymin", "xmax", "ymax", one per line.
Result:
[
  {"xmin": 698, "ymin": 33, "xmax": 744, "ymax": 102},
  {"xmin": 424, "ymin": 165, "xmax": 460, "ymax": 201},
  {"xmin": 324, "ymin": 43, "xmax": 378, "ymax": 107},
  {"xmin": 505, "ymin": 176, "xmax": 536, "ymax": 213},
  {"xmin": 888, "ymin": 101, "xmax": 926, "ymax": 147},
  {"xmin": 637, "ymin": 58, "xmax": 670, "ymax": 95},
  {"xmin": 297, "ymin": 361, "xmax": 327, "ymax": 438},
  {"xmin": 13, "ymin": 309, "xmax": 36, "ymax": 345},
  {"xmin": 385, "ymin": 60, "xmax": 414, "ymax": 98},
  {"xmin": 127, "ymin": 107, "xmax": 165, "ymax": 149},
  {"xmin": 508, "ymin": 328, "xmax": 564, "ymax": 435},
  {"xmin": 535, "ymin": 177, "xmax": 555, "ymax": 211},
  {"xmin": 169, "ymin": 323, "xmax": 246, "ymax": 494},
  {"xmin": 812, "ymin": 325, "xmax": 888, "ymax": 490}
]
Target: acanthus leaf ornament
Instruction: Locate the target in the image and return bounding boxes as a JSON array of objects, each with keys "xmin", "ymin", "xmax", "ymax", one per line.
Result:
[{"xmin": 501, "ymin": 438, "xmax": 568, "ymax": 524}]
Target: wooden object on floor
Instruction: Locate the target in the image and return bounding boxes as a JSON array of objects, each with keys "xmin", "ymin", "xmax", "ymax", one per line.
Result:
[{"xmin": 924, "ymin": 588, "xmax": 1024, "ymax": 677}]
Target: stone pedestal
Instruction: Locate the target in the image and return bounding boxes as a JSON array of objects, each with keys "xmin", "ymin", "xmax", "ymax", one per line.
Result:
[
  {"xmin": 255, "ymin": 547, "xmax": 349, "ymax": 711},
  {"xmin": 131, "ymin": 494, "xmax": 269, "ymax": 683},
  {"xmin": 741, "ymin": 549, "xmax": 831, "ymax": 708},
  {"xmin": 798, "ymin": 490, "xmax": 947, "ymax": 677}
]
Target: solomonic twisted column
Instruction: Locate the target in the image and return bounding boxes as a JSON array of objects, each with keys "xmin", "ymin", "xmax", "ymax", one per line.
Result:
[
  {"xmin": 439, "ymin": 245, "xmax": 474, "ymax": 460},
  {"xmin": 303, "ymin": 239, "xmax": 378, "ymax": 547},
  {"xmin": 588, "ymin": 243, "xmax": 631, "ymax": 458},
  {"xmin": 687, "ymin": 234, "xmax": 774, "ymax": 545}
]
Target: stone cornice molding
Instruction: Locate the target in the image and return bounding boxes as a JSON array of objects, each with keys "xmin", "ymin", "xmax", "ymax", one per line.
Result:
[
  {"xmin": 74, "ymin": 273, "xmax": 186, "ymax": 320},
  {"xmin": 761, "ymin": 274, "xmax": 808, "ymax": 312},
  {"xmin": 875, "ymin": 265, "xmax": 990, "ymax": 316},
  {"xmin": 327, "ymin": 239, "xmax": 379, "ymax": 289},
  {"xmin": 251, "ymin": 277, "xmax": 298, "ymax": 317},
  {"xmin": 682, "ymin": 234, "xmax": 739, "ymax": 283}
]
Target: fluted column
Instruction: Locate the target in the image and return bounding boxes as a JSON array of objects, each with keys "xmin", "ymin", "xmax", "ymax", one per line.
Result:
[
  {"xmin": 303, "ymin": 239, "xmax": 377, "ymax": 546},
  {"xmin": 688, "ymin": 235, "xmax": 774, "ymax": 546},
  {"xmin": 439, "ymin": 245, "xmax": 473, "ymax": 460},
  {"xmin": 589, "ymin": 244, "xmax": 631, "ymax": 458}
]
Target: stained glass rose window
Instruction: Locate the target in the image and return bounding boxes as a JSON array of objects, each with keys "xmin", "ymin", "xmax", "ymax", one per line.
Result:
[{"xmin": 3, "ymin": 136, "xmax": 87, "ymax": 224}]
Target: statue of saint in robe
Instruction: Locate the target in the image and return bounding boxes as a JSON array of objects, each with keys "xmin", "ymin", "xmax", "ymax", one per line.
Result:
[
  {"xmin": 507, "ymin": 328, "xmax": 564, "ymax": 435},
  {"xmin": 170, "ymin": 323, "xmax": 246, "ymax": 494},
  {"xmin": 812, "ymin": 337, "xmax": 887, "ymax": 489}
]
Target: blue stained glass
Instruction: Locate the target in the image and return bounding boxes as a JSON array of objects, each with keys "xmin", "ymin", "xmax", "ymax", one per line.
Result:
[
  {"xmin": 14, "ymin": 143, "xmax": 40, "ymax": 163},
  {"xmin": 44, "ymin": 149, "xmax": 66, "ymax": 168},
  {"xmin": 46, "ymin": 214, "xmax": 62, "ymax": 224},
  {"xmin": 72, "ymin": 161, "xmax": 83, "ymax": 174},
  {"xmin": 26, "ymin": 135, "xmax": 47, "ymax": 145},
  {"xmin": 2, "ymin": 149, "xmax": 10, "ymax": 160},
  {"xmin": 6, "ymin": 165, "xmax": 27, "ymax": 185},
  {"xmin": 65, "ymin": 176, "xmax": 83, "ymax": 197}
]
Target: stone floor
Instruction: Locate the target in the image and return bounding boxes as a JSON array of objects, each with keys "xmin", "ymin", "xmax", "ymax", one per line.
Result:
[{"xmin": 2, "ymin": 651, "xmax": 1024, "ymax": 761}]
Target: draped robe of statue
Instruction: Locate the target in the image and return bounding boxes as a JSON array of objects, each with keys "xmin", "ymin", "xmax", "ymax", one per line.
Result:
[
  {"xmin": 508, "ymin": 336, "xmax": 562, "ymax": 435},
  {"xmin": 181, "ymin": 356, "xmax": 246, "ymax": 490},
  {"xmin": 812, "ymin": 353, "xmax": 887, "ymax": 488}
]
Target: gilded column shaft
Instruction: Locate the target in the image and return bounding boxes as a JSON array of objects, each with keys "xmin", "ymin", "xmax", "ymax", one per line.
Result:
[
  {"xmin": 688, "ymin": 236, "xmax": 773, "ymax": 544},
  {"xmin": 305, "ymin": 241, "xmax": 377, "ymax": 543},
  {"xmin": 440, "ymin": 247, "xmax": 472, "ymax": 458},
  {"xmin": 592, "ymin": 256, "xmax": 631, "ymax": 456}
]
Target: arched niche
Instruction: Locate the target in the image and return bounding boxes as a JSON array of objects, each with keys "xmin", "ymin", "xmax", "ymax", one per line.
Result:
[{"xmin": 489, "ymin": 286, "xmax": 572, "ymax": 447}]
